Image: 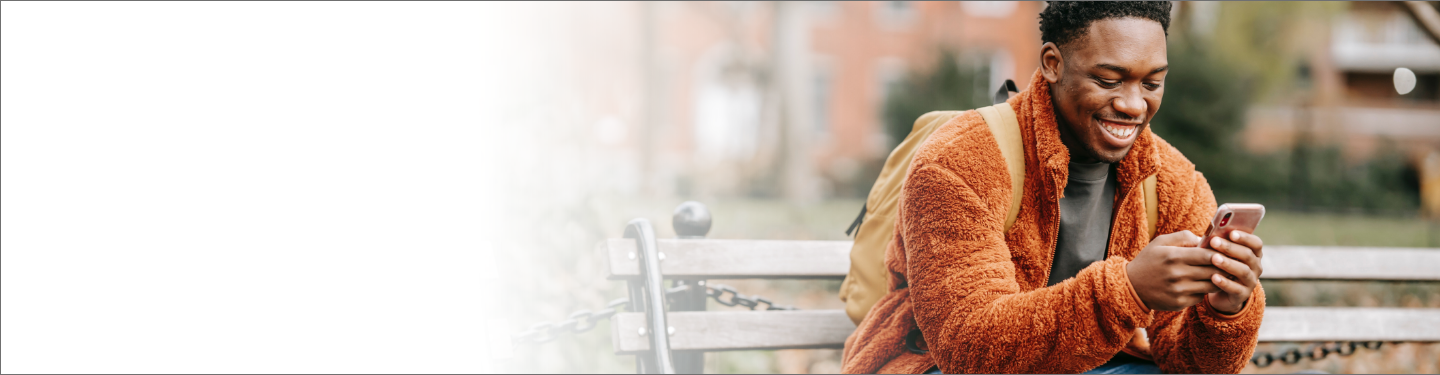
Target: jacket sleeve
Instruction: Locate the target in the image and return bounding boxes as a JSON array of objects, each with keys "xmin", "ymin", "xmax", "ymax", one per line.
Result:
[
  {"xmin": 1147, "ymin": 169, "xmax": 1266, "ymax": 374},
  {"xmin": 902, "ymin": 162, "xmax": 1154, "ymax": 374}
]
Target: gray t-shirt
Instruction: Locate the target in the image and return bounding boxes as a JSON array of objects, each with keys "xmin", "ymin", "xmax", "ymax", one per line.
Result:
[{"xmin": 1046, "ymin": 161, "xmax": 1118, "ymax": 286}]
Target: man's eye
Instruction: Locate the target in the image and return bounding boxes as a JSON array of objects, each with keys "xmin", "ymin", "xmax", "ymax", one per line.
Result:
[
  {"xmin": 1097, "ymin": 79, "xmax": 1120, "ymax": 88},
  {"xmin": 1144, "ymin": 82, "xmax": 1161, "ymax": 90}
]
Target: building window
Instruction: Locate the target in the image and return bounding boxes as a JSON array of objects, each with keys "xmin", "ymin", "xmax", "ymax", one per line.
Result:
[
  {"xmin": 876, "ymin": 1, "xmax": 916, "ymax": 29},
  {"xmin": 1331, "ymin": 7, "xmax": 1440, "ymax": 73},
  {"xmin": 693, "ymin": 45, "xmax": 764, "ymax": 162}
]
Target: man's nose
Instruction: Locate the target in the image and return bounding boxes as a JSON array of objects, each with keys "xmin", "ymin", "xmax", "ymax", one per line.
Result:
[{"xmin": 1112, "ymin": 88, "xmax": 1146, "ymax": 119}]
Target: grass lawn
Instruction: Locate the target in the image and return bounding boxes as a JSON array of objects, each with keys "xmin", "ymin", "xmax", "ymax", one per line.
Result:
[{"xmin": 1256, "ymin": 211, "xmax": 1440, "ymax": 248}]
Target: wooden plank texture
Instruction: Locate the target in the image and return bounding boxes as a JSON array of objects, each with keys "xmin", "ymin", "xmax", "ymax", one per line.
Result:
[
  {"xmin": 1259, "ymin": 246, "xmax": 1440, "ymax": 280},
  {"xmin": 1257, "ymin": 307, "xmax": 1440, "ymax": 342},
  {"xmin": 611, "ymin": 310, "xmax": 856, "ymax": 354},
  {"xmin": 603, "ymin": 239, "xmax": 851, "ymax": 280},
  {"xmin": 612, "ymin": 307, "xmax": 1440, "ymax": 353},
  {"xmin": 602, "ymin": 239, "xmax": 1439, "ymax": 281}
]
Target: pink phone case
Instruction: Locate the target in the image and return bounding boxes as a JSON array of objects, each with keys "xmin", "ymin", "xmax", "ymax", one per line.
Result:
[{"xmin": 1200, "ymin": 203, "xmax": 1265, "ymax": 249}]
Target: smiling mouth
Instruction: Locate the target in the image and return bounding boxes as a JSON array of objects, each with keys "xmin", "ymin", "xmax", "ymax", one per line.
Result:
[{"xmin": 1099, "ymin": 119, "xmax": 1140, "ymax": 139}]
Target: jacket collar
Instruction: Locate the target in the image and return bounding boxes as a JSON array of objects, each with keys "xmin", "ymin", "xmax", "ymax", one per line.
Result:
[{"xmin": 1010, "ymin": 69, "xmax": 1160, "ymax": 195}]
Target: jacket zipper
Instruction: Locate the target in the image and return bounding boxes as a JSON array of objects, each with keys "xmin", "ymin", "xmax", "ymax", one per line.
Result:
[
  {"xmin": 1107, "ymin": 172, "xmax": 1137, "ymax": 257},
  {"xmin": 1040, "ymin": 160, "xmax": 1063, "ymax": 285}
]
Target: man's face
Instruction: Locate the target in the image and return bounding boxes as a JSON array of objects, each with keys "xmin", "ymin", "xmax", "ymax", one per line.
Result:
[{"xmin": 1043, "ymin": 17, "xmax": 1168, "ymax": 163}]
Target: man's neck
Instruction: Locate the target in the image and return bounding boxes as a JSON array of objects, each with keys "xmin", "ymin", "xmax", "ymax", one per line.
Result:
[{"xmin": 1052, "ymin": 101, "xmax": 1102, "ymax": 164}]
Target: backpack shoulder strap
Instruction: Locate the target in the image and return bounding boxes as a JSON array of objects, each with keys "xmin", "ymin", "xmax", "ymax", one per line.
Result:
[
  {"xmin": 975, "ymin": 103, "xmax": 1024, "ymax": 232},
  {"xmin": 1144, "ymin": 173, "xmax": 1158, "ymax": 239}
]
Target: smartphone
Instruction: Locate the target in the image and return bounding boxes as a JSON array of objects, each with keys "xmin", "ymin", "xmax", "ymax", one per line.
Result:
[{"xmin": 1200, "ymin": 203, "xmax": 1265, "ymax": 250}]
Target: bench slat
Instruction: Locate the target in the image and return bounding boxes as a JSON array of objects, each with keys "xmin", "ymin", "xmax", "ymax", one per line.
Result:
[
  {"xmin": 1259, "ymin": 246, "xmax": 1440, "ymax": 280},
  {"xmin": 1257, "ymin": 307, "xmax": 1440, "ymax": 342},
  {"xmin": 603, "ymin": 239, "xmax": 852, "ymax": 280},
  {"xmin": 612, "ymin": 307, "xmax": 1440, "ymax": 353},
  {"xmin": 602, "ymin": 239, "xmax": 1440, "ymax": 281}
]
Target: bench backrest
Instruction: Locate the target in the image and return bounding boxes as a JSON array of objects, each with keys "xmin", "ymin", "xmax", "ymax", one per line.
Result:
[{"xmin": 602, "ymin": 239, "xmax": 1440, "ymax": 354}]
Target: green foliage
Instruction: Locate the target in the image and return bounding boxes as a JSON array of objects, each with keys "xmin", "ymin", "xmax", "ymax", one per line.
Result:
[
  {"xmin": 1285, "ymin": 142, "xmax": 1420, "ymax": 212},
  {"xmin": 1149, "ymin": 38, "xmax": 1290, "ymax": 203},
  {"xmin": 881, "ymin": 52, "xmax": 994, "ymax": 150}
]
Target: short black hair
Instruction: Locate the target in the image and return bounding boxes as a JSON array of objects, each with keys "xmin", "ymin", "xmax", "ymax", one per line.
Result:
[{"xmin": 1039, "ymin": 1, "xmax": 1172, "ymax": 47}]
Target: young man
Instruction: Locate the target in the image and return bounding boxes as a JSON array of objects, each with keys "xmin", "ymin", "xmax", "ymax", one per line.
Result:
[{"xmin": 841, "ymin": 2, "xmax": 1265, "ymax": 374}]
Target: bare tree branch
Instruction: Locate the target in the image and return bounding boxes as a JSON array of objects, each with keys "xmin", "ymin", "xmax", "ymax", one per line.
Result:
[{"xmin": 1399, "ymin": 1, "xmax": 1440, "ymax": 46}]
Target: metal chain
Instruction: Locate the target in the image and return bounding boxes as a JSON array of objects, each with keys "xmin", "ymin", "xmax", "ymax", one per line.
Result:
[
  {"xmin": 510, "ymin": 297, "xmax": 631, "ymax": 345},
  {"xmin": 1250, "ymin": 341, "xmax": 1387, "ymax": 367},
  {"xmin": 511, "ymin": 283, "xmax": 794, "ymax": 346},
  {"xmin": 702, "ymin": 283, "xmax": 796, "ymax": 311}
]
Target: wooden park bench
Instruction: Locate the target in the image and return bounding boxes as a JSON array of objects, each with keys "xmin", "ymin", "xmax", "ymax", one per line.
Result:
[{"xmin": 596, "ymin": 202, "xmax": 1440, "ymax": 373}]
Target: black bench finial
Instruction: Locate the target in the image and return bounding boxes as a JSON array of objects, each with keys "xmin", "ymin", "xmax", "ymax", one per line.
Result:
[{"xmin": 673, "ymin": 201, "xmax": 711, "ymax": 239}]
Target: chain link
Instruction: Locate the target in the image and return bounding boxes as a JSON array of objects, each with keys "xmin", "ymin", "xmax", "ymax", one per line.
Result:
[
  {"xmin": 704, "ymin": 284, "xmax": 796, "ymax": 311},
  {"xmin": 510, "ymin": 297, "xmax": 630, "ymax": 345},
  {"xmin": 1250, "ymin": 341, "xmax": 1387, "ymax": 367},
  {"xmin": 511, "ymin": 283, "xmax": 794, "ymax": 346}
]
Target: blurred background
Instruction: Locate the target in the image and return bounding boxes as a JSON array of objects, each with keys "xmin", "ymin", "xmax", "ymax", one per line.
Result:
[
  {"xmin": 495, "ymin": 1, "xmax": 1440, "ymax": 374},
  {"xmin": 3, "ymin": 1, "xmax": 1435, "ymax": 374}
]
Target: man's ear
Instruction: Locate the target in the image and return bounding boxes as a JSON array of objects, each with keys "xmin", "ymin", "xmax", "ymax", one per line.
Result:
[{"xmin": 1040, "ymin": 42, "xmax": 1063, "ymax": 84}]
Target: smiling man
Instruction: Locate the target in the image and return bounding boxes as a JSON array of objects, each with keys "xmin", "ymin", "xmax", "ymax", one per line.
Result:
[{"xmin": 840, "ymin": 2, "xmax": 1266, "ymax": 374}]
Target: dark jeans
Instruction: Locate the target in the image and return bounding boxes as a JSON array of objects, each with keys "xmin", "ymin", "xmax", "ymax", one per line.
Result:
[
  {"xmin": 923, "ymin": 353, "xmax": 1160, "ymax": 374},
  {"xmin": 1082, "ymin": 352, "xmax": 1160, "ymax": 374}
]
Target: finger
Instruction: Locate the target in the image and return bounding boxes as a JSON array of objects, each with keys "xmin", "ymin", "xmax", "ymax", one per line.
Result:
[
  {"xmin": 1154, "ymin": 230, "xmax": 1201, "ymax": 247},
  {"xmin": 1209, "ymin": 237, "xmax": 1258, "ymax": 268},
  {"xmin": 1210, "ymin": 253, "xmax": 1256, "ymax": 286},
  {"xmin": 1228, "ymin": 230, "xmax": 1264, "ymax": 258},
  {"xmin": 1173, "ymin": 294, "xmax": 1207, "ymax": 310},
  {"xmin": 1170, "ymin": 262, "xmax": 1224, "ymax": 281},
  {"xmin": 1211, "ymin": 273, "xmax": 1251, "ymax": 296},
  {"xmin": 1165, "ymin": 246, "xmax": 1225, "ymax": 267},
  {"xmin": 1175, "ymin": 279, "xmax": 1223, "ymax": 295},
  {"xmin": 1218, "ymin": 232, "xmax": 1266, "ymax": 278}
]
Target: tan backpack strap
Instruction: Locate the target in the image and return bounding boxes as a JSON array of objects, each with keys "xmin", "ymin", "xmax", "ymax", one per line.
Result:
[
  {"xmin": 1144, "ymin": 174, "xmax": 1158, "ymax": 239},
  {"xmin": 976, "ymin": 103, "xmax": 1025, "ymax": 232}
]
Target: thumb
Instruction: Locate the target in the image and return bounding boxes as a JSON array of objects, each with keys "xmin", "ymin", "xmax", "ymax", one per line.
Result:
[{"xmin": 1153, "ymin": 230, "xmax": 1201, "ymax": 247}]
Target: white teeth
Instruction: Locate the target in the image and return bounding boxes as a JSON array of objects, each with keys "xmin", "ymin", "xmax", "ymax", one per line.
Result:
[{"xmin": 1101, "ymin": 121, "xmax": 1135, "ymax": 139}]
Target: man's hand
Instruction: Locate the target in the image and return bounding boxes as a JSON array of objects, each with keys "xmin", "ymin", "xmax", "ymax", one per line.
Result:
[
  {"xmin": 1205, "ymin": 230, "xmax": 1264, "ymax": 314},
  {"xmin": 1126, "ymin": 231, "xmax": 1226, "ymax": 311}
]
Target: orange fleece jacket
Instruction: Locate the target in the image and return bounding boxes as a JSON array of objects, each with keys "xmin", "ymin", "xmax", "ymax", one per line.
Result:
[{"xmin": 841, "ymin": 70, "xmax": 1264, "ymax": 374}]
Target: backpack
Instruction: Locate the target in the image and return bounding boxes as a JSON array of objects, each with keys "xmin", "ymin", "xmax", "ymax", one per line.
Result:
[{"xmin": 837, "ymin": 82, "xmax": 1158, "ymax": 325}]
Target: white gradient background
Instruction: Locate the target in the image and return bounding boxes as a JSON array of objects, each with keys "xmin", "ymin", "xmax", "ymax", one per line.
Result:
[{"xmin": 1, "ymin": 2, "xmax": 565, "ymax": 373}]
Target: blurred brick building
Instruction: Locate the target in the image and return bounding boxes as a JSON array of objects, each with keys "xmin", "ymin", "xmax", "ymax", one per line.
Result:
[{"xmin": 566, "ymin": 1, "xmax": 1045, "ymax": 201}]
